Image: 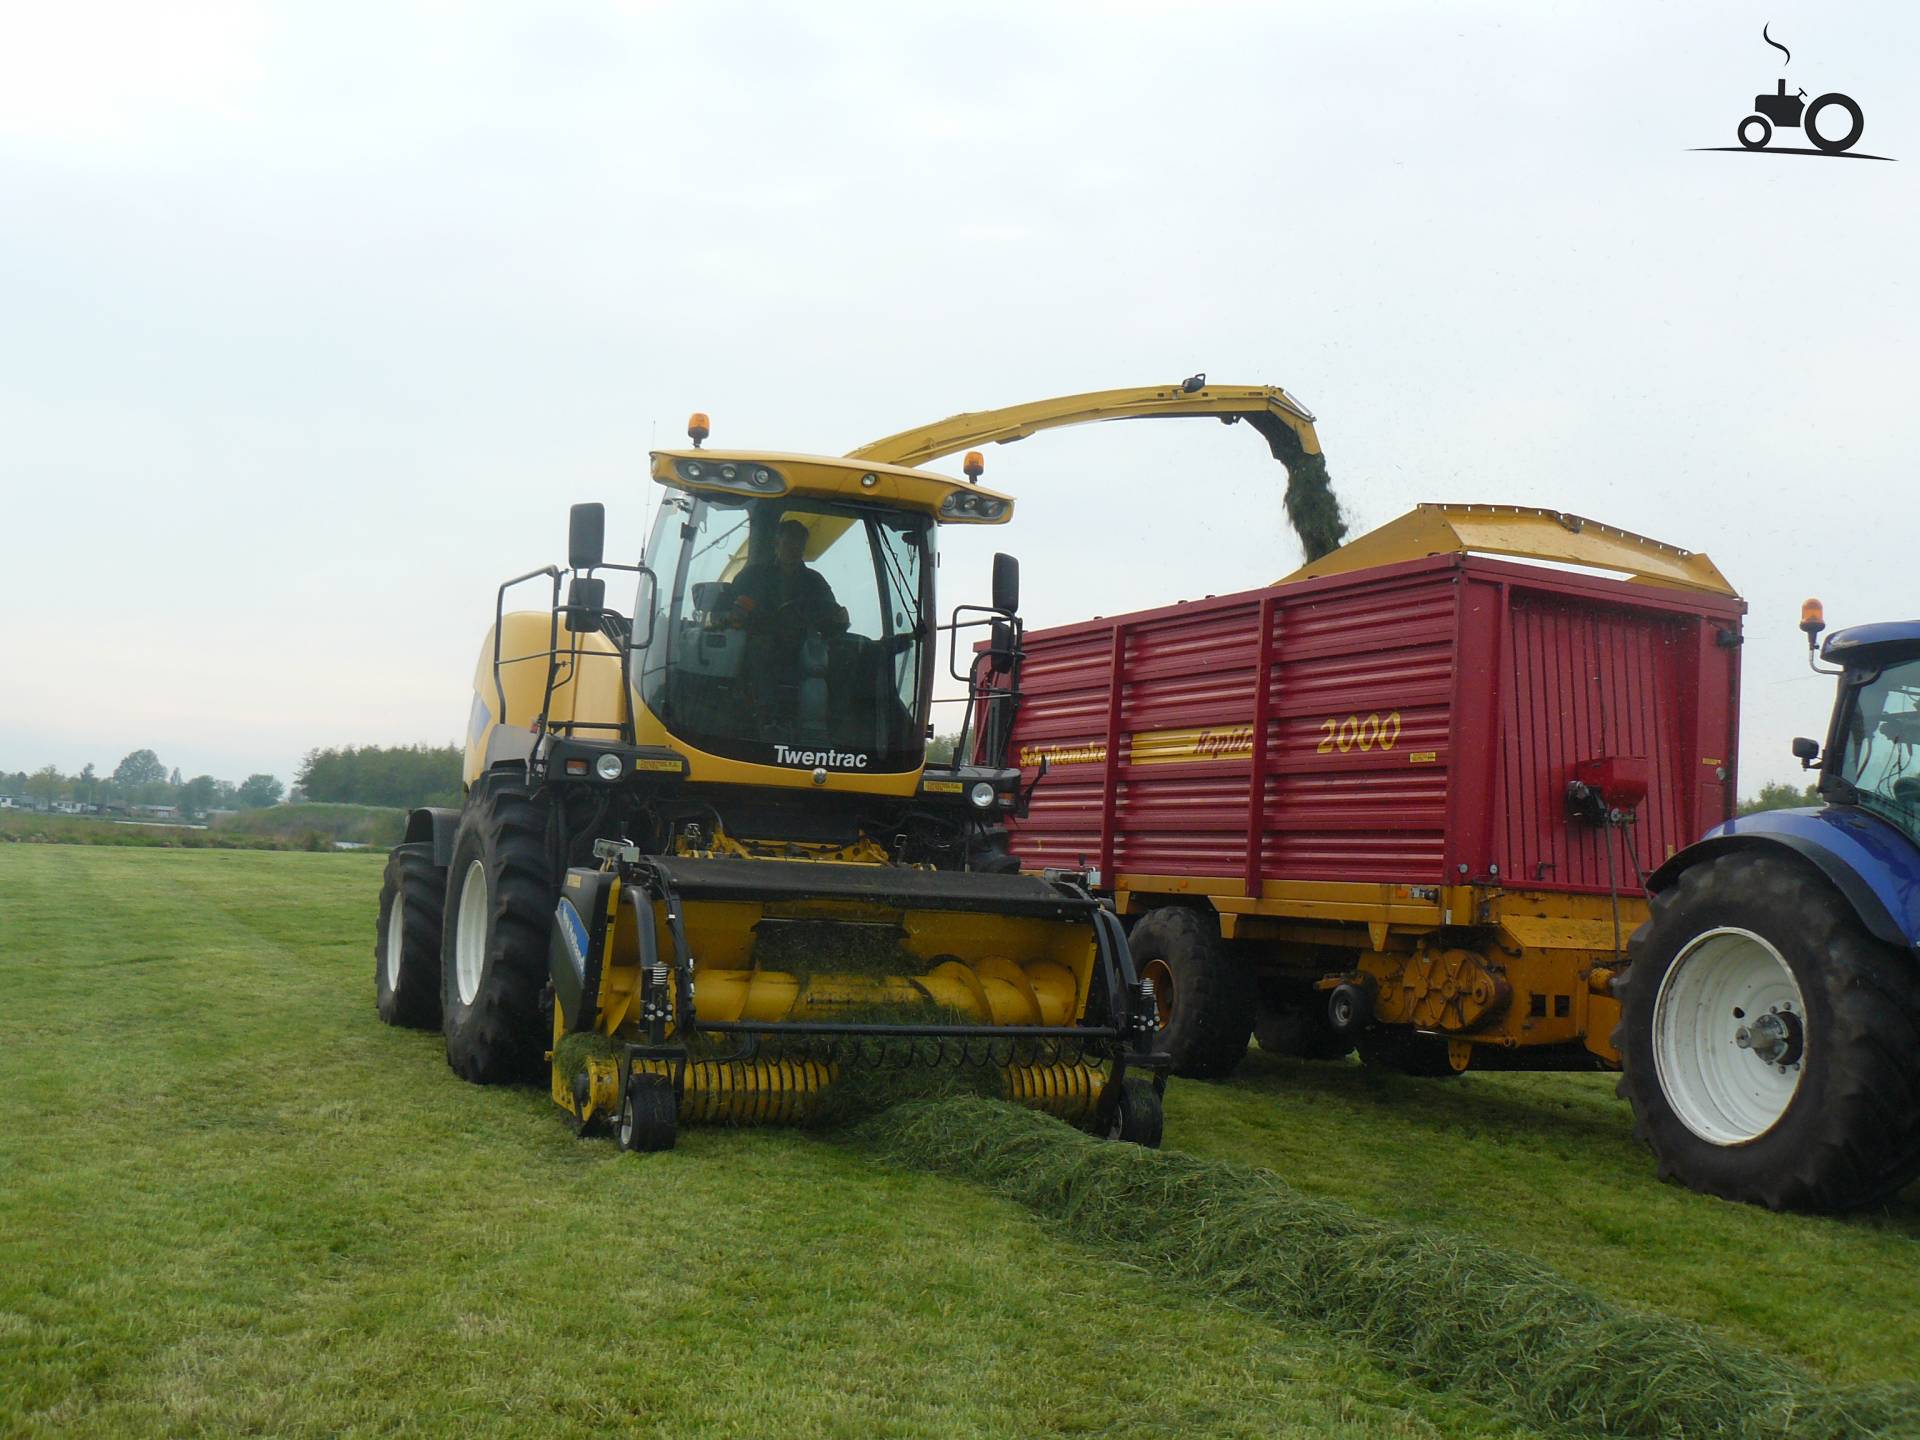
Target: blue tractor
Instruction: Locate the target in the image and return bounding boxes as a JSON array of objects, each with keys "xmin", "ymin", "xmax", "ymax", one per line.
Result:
[{"xmin": 1617, "ymin": 602, "xmax": 1920, "ymax": 1212}]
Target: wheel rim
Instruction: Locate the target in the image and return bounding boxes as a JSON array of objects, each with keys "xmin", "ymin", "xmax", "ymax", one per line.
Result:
[
  {"xmin": 384, "ymin": 895, "xmax": 405, "ymax": 993},
  {"xmin": 1141, "ymin": 958, "xmax": 1175, "ymax": 1028},
  {"xmin": 454, "ymin": 859, "xmax": 489, "ymax": 1007},
  {"xmin": 1652, "ymin": 927, "xmax": 1807, "ymax": 1145},
  {"xmin": 618, "ymin": 1097, "xmax": 634, "ymax": 1147}
]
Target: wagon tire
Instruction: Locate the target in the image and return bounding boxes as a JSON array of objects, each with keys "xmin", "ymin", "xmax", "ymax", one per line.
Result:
[
  {"xmin": 1126, "ymin": 906, "xmax": 1254, "ymax": 1079},
  {"xmin": 375, "ymin": 843, "xmax": 446, "ymax": 1029},
  {"xmin": 441, "ymin": 774, "xmax": 555, "ymax": 1085},
  {"xmin": 1615, "ymin": 851, "xmax": 1920, "ymax": 1212}
]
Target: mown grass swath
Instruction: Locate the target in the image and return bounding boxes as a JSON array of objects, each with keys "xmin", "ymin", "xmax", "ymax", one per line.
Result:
[{"xmin": 858, "ymin": 1096, "xmax": 1920, "ymax": 1440}]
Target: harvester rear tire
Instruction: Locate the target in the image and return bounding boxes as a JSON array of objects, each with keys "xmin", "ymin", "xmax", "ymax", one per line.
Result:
[
  {"xmin": 617, "ymin": 1076, "xmax": 678, "ymax": 1153},
  {"xmin": 1355, "ymin": 1028, "xmax": 1461, "ymax": 1078},
  {"xmin": 1615, "ymin": 851, "xmax": 1920, "ymax": 1213},
  {"xmin": 375, "ymin": 843, "xmax": 446, "ymax": 1029},
  {"xmin": 1127, "ymin": 906, "xmax": 1255, "ymax": 1079},
  {"xmin": 1102, "ymin": 1078, "xmax": 1164, "ymax": 1148},
  {"xmin": 441, "ymin": 774, "xmax": 554, "ymax": 1085}
]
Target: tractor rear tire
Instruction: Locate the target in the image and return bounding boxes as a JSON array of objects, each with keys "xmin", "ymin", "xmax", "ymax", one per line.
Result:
[
  {"xmin": 441, "ymin": 774, "xmax": 554, "ymax": 1085},
  {"xmin": 617, "ymin": 1076, "xmax": 679, "ymax": 1153},
  {"xmin": 1127, "ymin": 906, "xmax": 1255, "ymax": 1079},
  {"xmin": 1101, "ymin": 1078, "xmax": 1164, "ymax": 1148},
  {"xmin": 1355, "ymin": 1028, "xmax": 1461, "ymax": 1078},
  {"xmin": 375, "ymin": 843, "xmax": 446, "ymax": 1029},
  {"xmin": 1616, "ymin": 851, "xmax": 1920, "ymax": 1212}
]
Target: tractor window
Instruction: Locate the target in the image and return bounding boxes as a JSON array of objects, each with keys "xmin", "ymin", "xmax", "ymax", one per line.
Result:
[
  {"xmin": 1836, "ymin": 658, "xmax": 1920, "ymax": 839},
  {"xmin": 632, "ymin": 492, "xmax": 933, "ymax": 774}
]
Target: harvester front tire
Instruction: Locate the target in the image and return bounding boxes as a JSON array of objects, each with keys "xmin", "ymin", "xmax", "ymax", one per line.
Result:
[
  {"xmin": 441, "ymin": 776, "xmax": 554, "ymax": 1085},
  {"xmin": 1102, "ymin": 1078, "xmax": 1164, "ymax": 1148},
  {"xmin": 617, "ymin": 1076, "xmax": 678, "ymax": 1153},
  {"xmin": 1127, "ymin": 906, "xmax": 1254, "ymax": 1079},
  {"xmin": 375, "ymin": 843, "xmax": 446, "ymax": 1029},
  {"xmin": 1616, "ymin": 851, "xmax": 1920, "ymax": 1213}
]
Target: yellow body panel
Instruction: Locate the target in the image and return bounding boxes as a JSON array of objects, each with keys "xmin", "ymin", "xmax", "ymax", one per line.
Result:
[
  {"xmin": 465, "ymin": 612, "xmax": 631, "ymax": 787},
  {"xmin": 1275, "ymin": 503, "xmax": 1736, "ymax": 596}
]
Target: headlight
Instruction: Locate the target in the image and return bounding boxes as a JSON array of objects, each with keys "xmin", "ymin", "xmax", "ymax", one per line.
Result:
[
  {"xmin": 594, "ymin": 753, "xmax": 625, "ymax": 781},
  {"xmin": 939, "ymin": 489, "xmax": 1009, "ymax": 523},
  {"xmin": 968, "ymin": 780, "xmax": 996, "ymax": 809},
  {"xmin": 674, "ymin": 458, "xmax": 787, "ymax": 495}
]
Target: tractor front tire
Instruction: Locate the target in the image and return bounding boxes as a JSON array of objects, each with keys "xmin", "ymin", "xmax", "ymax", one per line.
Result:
[
  {"xmin": 441, "ymin": 775, "xmax": 555, "ymax": 1085},
  {"xmin": 1127, "ymin": 906, "xmax": 1255, "ymax": 1079},
  {"xmin": 1616, "ymin": 851, "xmax": 1920, "ymax": 1212},
  {"xmin": 375, "ymin": 843, "xmax": 446, "ymax": 1029}
]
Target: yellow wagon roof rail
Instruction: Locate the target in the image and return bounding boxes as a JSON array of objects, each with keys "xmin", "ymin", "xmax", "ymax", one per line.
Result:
[
  {"xmin": 848, "ymin": 377, "xmax": 1322, "ymax": 467},
  {"xmin": 1276, "ymin": 503, "xmax": 1739, "ymax": 597}
]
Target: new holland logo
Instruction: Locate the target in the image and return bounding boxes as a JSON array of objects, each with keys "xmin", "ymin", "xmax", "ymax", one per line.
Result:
[{"xmin": 555, "ymin": 898, "xmax": 590, "ymax": 981}]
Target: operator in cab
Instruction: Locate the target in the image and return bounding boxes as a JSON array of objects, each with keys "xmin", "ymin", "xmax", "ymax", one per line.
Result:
[
  {"xmin": 728, "ymin": 518, "xmax": 850, "ymax": 639},
  {"xmin": 726, "ymin": 517, "xmax": 850, "ymax": 732}
]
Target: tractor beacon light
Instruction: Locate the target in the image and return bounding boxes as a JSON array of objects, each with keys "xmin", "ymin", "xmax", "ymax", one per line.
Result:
[
  {"xmin": 687, "ymin": 411, "xmax": 710, "ymax": 448},
  {"xmin": 1801, "ymin": 597, "xmax": 1825, "ymax": 646},
  {"xmin": 963, "ymin": 450, "xmax": 985, "ymax": 481}
]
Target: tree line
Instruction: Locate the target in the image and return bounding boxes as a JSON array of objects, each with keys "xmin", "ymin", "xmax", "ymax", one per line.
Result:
[
  {"xmin": 295, "ymin": 744, "xmax": 462, "ymax": 808},
  {"xmin": 5, "ymin": 743, "xmax": 464, "ymax": 818},
  {"xmin": 3, "ymin": 750, "xmax": 284, "ymax": 818}
]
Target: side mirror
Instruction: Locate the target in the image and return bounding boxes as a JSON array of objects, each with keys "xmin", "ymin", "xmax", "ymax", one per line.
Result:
[
  {"xmin": 1792, "ymin": 736, "xmax": 1821, "ymax": 769},
  {"xmin": 569, "ymin": 502, "xmax": 606, "ymax": 571},
  {"xmin": 988, "ymin": 618, "xmax": 1016, "ymax": 675},
  {"xmin": 992, "ymin": 552, "xmax": 1020, "ymax": 615},
  {"xmin": 564, "ymin": 576, "xmax": 607, "ymax": 634}
]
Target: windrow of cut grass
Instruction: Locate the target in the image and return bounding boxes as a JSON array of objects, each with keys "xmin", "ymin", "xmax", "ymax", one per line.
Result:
[{"xmin": 858, "ymin": 1096, "xmax": 1920, "ymax": 1440}]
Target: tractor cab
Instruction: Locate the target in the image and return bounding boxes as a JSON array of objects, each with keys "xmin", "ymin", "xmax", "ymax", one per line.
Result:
[
  {"xmin": 1813, "ymin": 620, "xmax": 1920, "ymax": 845},
  {"xmin": 631, "ymin": 448, "xmax": 1013, "ymax": 783}
]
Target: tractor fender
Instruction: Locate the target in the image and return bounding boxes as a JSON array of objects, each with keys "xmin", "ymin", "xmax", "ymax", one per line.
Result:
[
  {"xmin": 1647, "ymin": 808, "xmax": 1920, "ymax": 953},
  {"xmin": 403, "ymin": 806, "xmax": 464, "ymax": 869}
]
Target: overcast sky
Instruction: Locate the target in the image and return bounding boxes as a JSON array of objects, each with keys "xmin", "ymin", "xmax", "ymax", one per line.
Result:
[{"xmin": 3, "ymin": 1, "xmax": 1914, "ymax": 794}]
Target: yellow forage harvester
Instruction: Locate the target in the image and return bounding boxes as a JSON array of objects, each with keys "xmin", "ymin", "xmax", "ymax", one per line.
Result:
[{"xmin": 373, "ymin": 404, "xmax": 1188, "ymax": 1150}]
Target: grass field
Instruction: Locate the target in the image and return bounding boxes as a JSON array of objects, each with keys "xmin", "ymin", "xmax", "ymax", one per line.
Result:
[{"xmin": 2, "ymin": 846, "xmax": 1915, "ymax": 1438}]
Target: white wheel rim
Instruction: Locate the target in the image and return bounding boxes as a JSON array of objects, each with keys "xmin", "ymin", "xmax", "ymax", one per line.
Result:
[
  {"xmin": 455, "ymin": 859, "xmax": 489, "ymax": 1007},
  {"xmin": 1652, "ymin": 927, "xmax": 1807, "ymax": 1145},
  {"xmin": 384, "ymin": 894, "xmax": 405, "ymax": 992}
]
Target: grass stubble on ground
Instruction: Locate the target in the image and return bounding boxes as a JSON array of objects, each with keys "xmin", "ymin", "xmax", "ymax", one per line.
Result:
[{"xmin": 1, "ymin": 846, "xmax": 1916, "ymax": 1438}]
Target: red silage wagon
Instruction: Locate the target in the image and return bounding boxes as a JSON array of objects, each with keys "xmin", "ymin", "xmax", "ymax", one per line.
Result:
[{"xmin": 996, "ymin": 504, "xmax": 1746, "ymax": 1078}]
